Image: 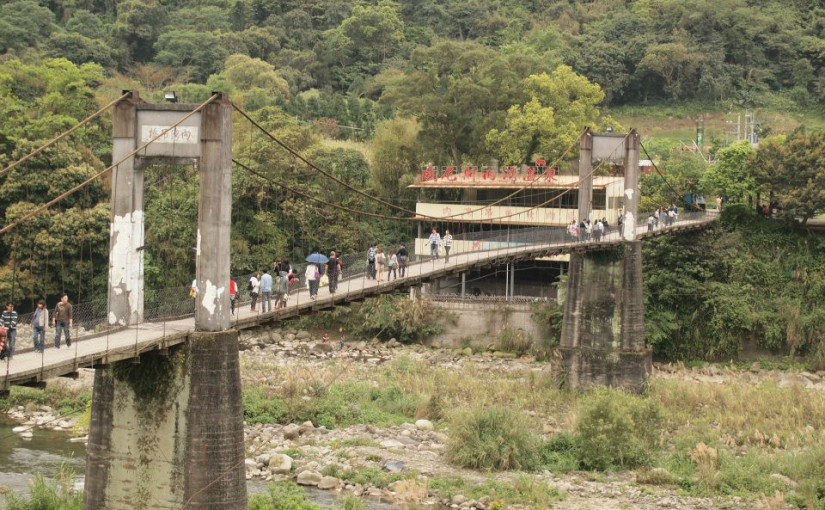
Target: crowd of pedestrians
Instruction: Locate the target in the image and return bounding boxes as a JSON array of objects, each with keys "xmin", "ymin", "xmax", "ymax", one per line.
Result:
[
  {"xmin": 0, "ymin": 295, "xmax": 73, "ymax": 360},
  {"xmin": 566, "ymin": 217, "xmax": 611, "ymax": 242},
  {"xmin": 647, "ymin": 204, "xmax": 679, "ymax": 232}
]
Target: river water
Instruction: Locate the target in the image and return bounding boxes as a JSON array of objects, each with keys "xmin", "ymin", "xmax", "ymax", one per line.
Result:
[{"xmin": 0, "ymin": 420, "xmax": 404, "ymax": 509}]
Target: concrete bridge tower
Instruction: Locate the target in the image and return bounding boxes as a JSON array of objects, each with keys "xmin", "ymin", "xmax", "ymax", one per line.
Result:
[
  {"xmin": 558, "ymin": 129, "xmax": 651, "ymax": 392},
  {"xmin": 84, "ymin": 92, "xmax": 246, "ymax": 509}
]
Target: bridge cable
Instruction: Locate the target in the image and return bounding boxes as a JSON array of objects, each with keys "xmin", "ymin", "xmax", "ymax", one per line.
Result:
[
  {"xmin": 232, "ymin": 103, "xmax": 584, "ymax": 221},
  {"xmin": 0, "ymin": 94, "xmax": 220, "ymax": 237},
  {"xmin": 233, "ymin": 133, "xmax": 628, "ymax": 227},
  {"xmin": 0, "ymin": 92, "xmax": 130, "ymax": 179},
  {"xmin": 639, "ymin": 141, "xmax": 692, "ymax": 207}
]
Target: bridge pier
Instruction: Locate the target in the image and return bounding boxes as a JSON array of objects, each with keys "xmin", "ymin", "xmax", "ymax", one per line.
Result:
[
  {"xmin": 86, "ymin": 93, "xmax": 245, "ymax": 509},
  {"xmin": 559, "ymin": 243, "xmax": 650, "ymax": 392},
  {"xmin": 558, "ymin": 128, "xmax": 650, "ymax": 392},
  {"xmin": 84, "ymin": 331, "xmax": 245, "ymax": 510}
]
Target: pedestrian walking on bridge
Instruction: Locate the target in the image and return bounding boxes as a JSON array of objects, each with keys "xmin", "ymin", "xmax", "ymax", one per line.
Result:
[
  {"xmin": 1, "ymin": 302, "xmax": 18, "ymax": 359},
  {"xmin": 31, "ymin": 300, "xmax": 47, "ymax": 353},
  {"xmin": 443, "ymin": 230, "xmax": 453, "ymax": 263},
  {"xmin": 53, "ymin": 294, "xmax": 72, "ymax": 349},
  {"xmin": 428, "ymin": 228, "xmax": 441, "ymax": 261},
  {"xmin": 260, "ymin": 269, "xmax": 273, "ymax": 312}
]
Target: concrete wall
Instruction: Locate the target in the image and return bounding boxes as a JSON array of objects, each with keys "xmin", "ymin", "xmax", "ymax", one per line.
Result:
[{"xmin": 429, "ymin": 300, "xmax": 546, "ymax": 349}]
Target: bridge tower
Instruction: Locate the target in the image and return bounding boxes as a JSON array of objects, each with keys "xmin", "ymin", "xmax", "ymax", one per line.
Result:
[
  {"xmin": 558, "ymin": 129, "xmax": 651, "ymax": 392},
  {"xmin": 84, "ymin": 92, "xmax": 246, "ymax": 509}
]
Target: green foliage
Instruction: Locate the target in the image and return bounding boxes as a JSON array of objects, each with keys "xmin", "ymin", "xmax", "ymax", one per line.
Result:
[
  {"xmin": 1, "ymin": 465, "xmax": 82, "ymax": 510},
  {"xmin": 530, "ymin": 301, "xmax": 564, "ymax": 359},
  {"xmin": 755, "ymin": 129, "xmax": 825, "ymax": 224},
  {"xmin": 700, "ymin": 141, "xmax": 758, "ymax": 203},
  {"xmin": 447, "ymin": 406, "xmax": 541, "ymax": 471},
  {"xmin": 574, "ymin": 389, "xmax": 663, "ymax": 470},
  {"xmin": 247, "ymin": 481, "xmax": 321, "ymax": 510},
  {"xmin": 297, "ymin": 295, "xmax": 449, "ymax": 344},
  {"xmin": 495, "ymin": 325, "xmax": 532, "ymax": 356},
  {"xmin": 643, "ymin": 206, "xmax": 825, "ymax": 361},
  {"xmin": 243, "ymin": 380, "xmax": 421, "ymax": 428}
]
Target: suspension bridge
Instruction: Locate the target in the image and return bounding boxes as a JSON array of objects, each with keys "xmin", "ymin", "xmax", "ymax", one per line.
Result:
[{"xmin": 0, "ymin": 92, "xmax": 717, "ymax": 510}]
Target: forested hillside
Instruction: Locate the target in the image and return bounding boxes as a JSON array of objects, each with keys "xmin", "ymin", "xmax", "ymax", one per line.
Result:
[{"xmin": 0, "ymin": 0, "xmax": 824, "ymax": 360}]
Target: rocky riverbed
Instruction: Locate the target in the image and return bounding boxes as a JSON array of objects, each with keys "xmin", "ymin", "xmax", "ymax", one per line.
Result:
[{"xmin": 5, "ymin": 326, "xmax": 822, "ymax": 509}]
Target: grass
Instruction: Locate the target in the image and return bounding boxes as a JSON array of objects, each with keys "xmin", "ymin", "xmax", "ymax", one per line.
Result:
[
  {"xmin": 241, "ymin": 353, "xmax": 825, "ymax": 506},
  {"xmin": 428, "ymin": 475, "xmax": 562, "ymax": 509},
  {"xmin": 1, "ymin": 465, "xmax": 82, "ymax": 510},
  {"xmin": 0, "ymin": 385, "xmax": 91, "ymax": 417}
]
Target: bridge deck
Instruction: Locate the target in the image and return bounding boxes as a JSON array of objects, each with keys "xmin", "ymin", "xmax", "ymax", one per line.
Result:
[{"xmin": 0, "ymin": 215, "xmax": 716, "ymax": 389}]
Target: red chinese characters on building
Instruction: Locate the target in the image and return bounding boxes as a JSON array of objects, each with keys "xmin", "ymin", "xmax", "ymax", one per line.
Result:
[
  {"xmin": 544, "ymin": 167, "xmax": 558, "ymax": 182},
  {"xmin": 443, "ymin": 166, "xmax": 457, "ymax": 181},
  {"xmin": 482, "ymin": 167, "xmax": 496, "ymax": 181},
  {"xmin": 484, "ymin": 207, "xmax": 493, "ymax": 218},
  {"xmin": 442, "ymin": 206, "xmax": 453, "ymax": 216},
  {"xmin": 462, "ymin": 166, "xmax": 476, "ymax": 180},
  {"xmin": 525, "ymin": 167, "xmax": 538, "ymax": 181},
  {"xmin": 472, "ymin": 241, "xmax": 482, "ymax": 251},
  {"xmin": 421, "ymin": 166, "xmax": 436, "ymax": 182},
  {"xmin": 503, "ymin": 166, "xmax": 517, "ymax": 181}
]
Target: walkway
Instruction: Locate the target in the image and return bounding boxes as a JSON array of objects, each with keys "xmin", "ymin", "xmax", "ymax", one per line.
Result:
[{"xmin": 1, "ymin": 212, "xmax": 716, "ymax": 389}]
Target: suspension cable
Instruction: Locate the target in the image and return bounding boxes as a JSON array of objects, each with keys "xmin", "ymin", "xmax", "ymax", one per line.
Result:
[
  {"xmin": 232, "ymin": 103, "xmax": 584, "ymax": 221},
  {"xmin": 0, "ymin": 94, "xmax": 220, "ymax": 237},
  {"xmin": 0, "ymin": 92, "xmax": 130, "ymax": 178},
  {"xmin": 640, "ymin": 141, "xmax": 687, "ymax": 203}
]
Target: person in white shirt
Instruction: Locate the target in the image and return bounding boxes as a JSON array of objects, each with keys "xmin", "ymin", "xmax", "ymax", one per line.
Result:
[
  {"xmin": 428, "ymin": 228, "xmax": 441, "ymax": 261},
  {"xmin": 443, "ymin": 229, "xmax": 453, "ymax": 263},
  {"xmin": 249, "ymin": 273, "xmax": 260, "ymax": 311},
  {"xmin": 304, "ymin": 264, "xmax": 319, "ymax": 299}
]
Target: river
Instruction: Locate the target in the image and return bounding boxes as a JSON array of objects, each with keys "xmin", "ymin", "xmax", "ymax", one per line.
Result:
[{"xmin": 0, "ymin": 420, "xmax": 406, "ymax": 509}]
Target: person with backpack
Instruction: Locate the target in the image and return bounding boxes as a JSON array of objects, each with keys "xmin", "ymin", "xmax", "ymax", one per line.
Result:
[
  {"xmin": 327, "ymin": 251, "xmax": 340, "ymax": 294},
  {"xmin": 366, "ymin": 244, "xmax": 377, "ymax": 280},
  {"xmin": 428, "ymin": 228, "xmax": 441, "ymax": 260},
  {"xmin": 53, "ymin": 294, "xmax": 73, "ymax": 349},
  {"xmin": 1, "ymin": 302, "xmax": 18, "ymax": 359},
  {"xmin": 375, "ymin": 247, "xmax": 386, "ymax": 282},
  {"xmin": 248, "ymin": 273, "xmax": 260, "ymax": 312},
  {"xmin": 277, "ymin": 266, "xmax": 290, "ymax": 309},
  {"xmin": 443, "ymin": 230, "xmax": 453, "ymax": 263},
  {"xmin": 387, "ymin": 250, "xmax": 398, "ymax": 281},
  {"xmin": 397, "ymin": 244, "xmax": 408, "ymax": 277},
  {"xmin": 304, "ymin": 263, "xmax": 320, "ymax": 299}
]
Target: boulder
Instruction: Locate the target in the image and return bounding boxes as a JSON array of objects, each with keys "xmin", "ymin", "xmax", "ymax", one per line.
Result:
[
  {"xmin": 380, "ymin": 439, "xmax": 405, "ymax": 449},
  {"xmin": 317, "ymin": 476, "xmax": 341, "ymax": 490},
  {"xmin": 415, "ymin": 419, "xmax": 434, "ymax": 431},
  {"xmin": 283, "ymin": 424, "xmax": 301, "ymax": 440},
  {"xmin": 382, "ymin": 460, "xmax": 405, "ymax": 473},
  {"xmin": 296, "ymin": 331, "xmax": 311, "ymax": 340},
  {"xmin": 269, "ymin": 454, "xmax": 293, "ymax": 475},
  {"xmin": 296, "ymin": 470, "xmax": 323, "ymax": 486}
]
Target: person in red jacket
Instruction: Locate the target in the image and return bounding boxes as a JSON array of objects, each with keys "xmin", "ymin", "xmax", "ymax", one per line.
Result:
[{"xmin": 229, "ymin": 278, "xmax": 238, "ymax": 316}]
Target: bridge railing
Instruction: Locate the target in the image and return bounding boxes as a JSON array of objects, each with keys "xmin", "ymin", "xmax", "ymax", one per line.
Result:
[{"xmin": 5, "ymin": 210, "xmax": 715, "ymax": 354}]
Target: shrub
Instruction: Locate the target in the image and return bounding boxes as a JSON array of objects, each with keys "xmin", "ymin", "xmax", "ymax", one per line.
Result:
[
  {"xmin": 2, "ymin": 466, "xmax": 82, "ymax": 510},
  {"xmin": 243, "ymin": 387, "xmax": 287, "ymax": 424},
  {"xmin": 447, "ymin": 406, "xmax": 540, "ymax": 471},
  {"xmin": 495, "ymin": 325, "xmax": 532, "ymax": 356},
  {"xmin": 247, "ymin": 482, "xmax": 321, "ymax": 510},
  {"xmin": 537, "ymin": 432, "xmax": 579, "ymax": 472},
  {"xmin": 530, "ymin": 301, "xmax": 564, "ymax": 360},
  {"xmin": 574, "ymin": 389, "xmax": 663, "ymax": 470}
]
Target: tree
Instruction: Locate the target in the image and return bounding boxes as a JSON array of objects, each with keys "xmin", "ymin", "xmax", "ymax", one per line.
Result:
[
  {"xmin": 640, "ymin": 151, "xmax": 708, "ymax": 213},
  {"xmin": 0, "ymin": 1, "xmax": 55, "ymax": 52},
  {"xmin": 755, "ymin": 129, "xmax": 825, "ymax": 225},
  {"xmin": 637, "ymin": 42, "xmax": 702, "ymax": 100},
  {"xmin": 154, "ymin": 31, "xmax": 228, "ymax": 82},
  {"xmin": 369, "ymin": 117, "xmax": 422, "ymax": 201},
  {"xmin": 700, "ymin": 141, "xmax": 758, "ymax": 203},
  {"xmin": 379, "ymin": 40, "xmax": 535, "ymax": 166},
  {"xmin": 485, "ymin": 66, "xmax": 608, "ymax": 165}
]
